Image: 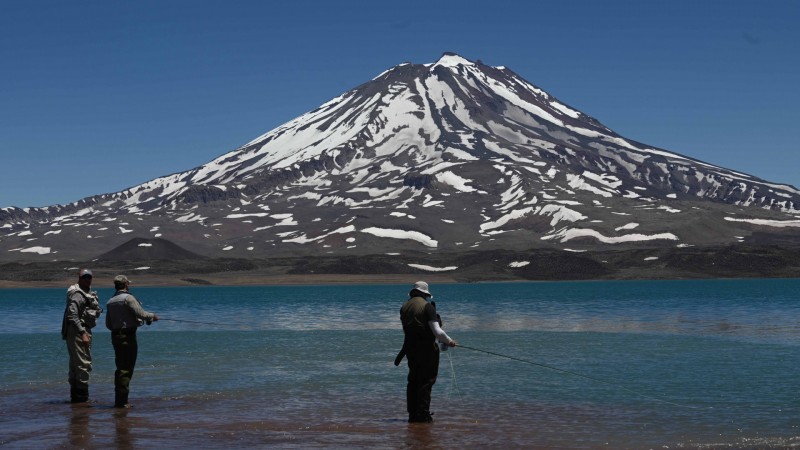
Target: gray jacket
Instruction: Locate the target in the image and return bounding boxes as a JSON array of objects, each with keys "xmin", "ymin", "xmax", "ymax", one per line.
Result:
[{"xmin": 105, "ymin": 290, "xmax": 155, "ymax": 331}]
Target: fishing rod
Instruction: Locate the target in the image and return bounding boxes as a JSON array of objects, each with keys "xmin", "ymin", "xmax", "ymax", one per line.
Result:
[{"xmin": 455, "ymin": 344, "xmax": 701, "ymax": 409}]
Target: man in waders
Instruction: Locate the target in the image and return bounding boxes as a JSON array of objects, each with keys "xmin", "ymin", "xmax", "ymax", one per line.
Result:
[
  {"xmin": 398, "ymin": 281, "xmax": 457, "ymax": 423},
  {"xmin": 61, "ymin": 268, "xmax": 103, "ymax": 403},
  {"xmin": 105, "ymin": 275, "xmax": 158, "ymax": 408}
]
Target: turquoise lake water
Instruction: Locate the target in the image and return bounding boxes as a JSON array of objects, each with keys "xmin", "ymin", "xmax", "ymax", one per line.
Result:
[{"xmin": 1, "ymin": 279, "xmax": 799, "ymax": 449}]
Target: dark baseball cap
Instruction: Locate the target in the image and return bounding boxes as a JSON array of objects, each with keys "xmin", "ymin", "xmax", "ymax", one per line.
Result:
[{"xmin": 79, "ymin": 268, "xmax": 93, "ymax": 278}]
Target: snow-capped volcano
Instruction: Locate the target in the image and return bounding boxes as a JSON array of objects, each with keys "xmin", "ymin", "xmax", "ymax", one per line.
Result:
[{"xmin": 2, "ymin": 53, "xmax": 800, "ymax": 262}]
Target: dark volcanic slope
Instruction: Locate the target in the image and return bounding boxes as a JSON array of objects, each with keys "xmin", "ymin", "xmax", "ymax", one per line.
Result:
[{"xmin": 96, "ymin": 238, "xmax": 204, "ymax": 261}]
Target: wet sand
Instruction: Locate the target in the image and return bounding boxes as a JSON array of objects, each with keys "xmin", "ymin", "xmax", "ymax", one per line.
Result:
[{"xmin": 0, "ymin": 391, "xmax": 645, "ymax": 449}]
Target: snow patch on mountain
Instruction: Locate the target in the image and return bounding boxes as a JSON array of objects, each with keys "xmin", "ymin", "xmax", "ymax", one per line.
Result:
[
  {"xmin": 176, "ymin": 213, "xmax": 205, "ymax": 223},
  {"xmin": 226, "ymin": 213, "xmax": 270, "ymax": 219},
  {"xmin": 567, "ymin": 174, "xmax": 614, "ymax": 198},
  {"xmin": 480, "ymin": 207, "xmax": 534, "ymax": 233},
  {"xmin": 361, "ymin": 227, "xmax": 438, "ymax": 247},
  {"xmin": 615, "ymin": 223, "xmax": 640, "ymax": 231},
  {"xmin": 407, "ymin": 263, "xmax": 457, "ymax": 272},
  {"xmin": 435, "ymin": 171, "xmax": 478, "ymax": 193},
  {"xmin": 15, "ymin": 246, "xmax": 52, "ymax": 254},
  {"xmin": 724, "ymin": 217, "xmax": 800, "ymax": 228},
  {"xmin": 538, "ymin": 204, "xmax": 587, "ymax": 226},
  {"xmin": 283, "ymin": 225, "xmax": 357, "ymax": 244},
  {"xmin": 543, "ymin": 228, "xmax": 679, "ymax": 244}
]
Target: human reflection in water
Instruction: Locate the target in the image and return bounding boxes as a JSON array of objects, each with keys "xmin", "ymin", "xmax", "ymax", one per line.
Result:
[
  {"xmin": 67, "ymin": 406, "xmax": 91, "ymax": 448},
  {"xmin": 405, "ymin": 421, "xmax": 439, "ymax": 449},
  {"xmin": 113, "ymin": 408, "xmax": 134, "ymax": 450}
]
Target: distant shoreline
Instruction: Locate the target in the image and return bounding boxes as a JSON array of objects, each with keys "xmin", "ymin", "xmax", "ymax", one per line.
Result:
[
  {"xmin": 0, "ymin": 272, "xmax": 462, "ymax": 289},
  {"xmin": 1, "ymin": 270, "xmax": 796, "ymax": 290}
]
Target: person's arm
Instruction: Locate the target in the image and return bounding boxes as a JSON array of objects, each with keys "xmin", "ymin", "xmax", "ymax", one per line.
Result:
[
  {"xmin": 126, "ymin": 295, "xmax": 158, "ymax": 323},
  {"xmin": 66, "ymin": 293, "xmax": 90, "ymax": 345},
  {"xmin": 428, "ymin": 320, "xmax": 456, "ymax": 346},
  {"xmin": 66, "ymin": 294, "xmax": 85, "ymax": 334}
]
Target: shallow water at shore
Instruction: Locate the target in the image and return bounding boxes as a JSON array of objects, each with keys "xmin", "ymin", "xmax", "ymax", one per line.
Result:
[{"xmin": 2, "ymin": 279, "xmax": 800, "ymax": 448}]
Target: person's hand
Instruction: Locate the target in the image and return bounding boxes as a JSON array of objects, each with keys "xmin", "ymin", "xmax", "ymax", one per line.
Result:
[
  {"xmin": 448, "ymin": 339, "xmax": 457, "ymax": 347},
  {"xmin": 152, "ymin": 314, "xmax": 159, "ymax": 322},
  {"xmin": 81, "ymin": 332, "xmax": 90, "ymax": 347}
]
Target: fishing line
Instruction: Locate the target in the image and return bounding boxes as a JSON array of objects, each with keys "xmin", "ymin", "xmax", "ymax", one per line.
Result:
[
  {"xmin": 456, "ymin": 344, "xmax": 701, "ymax": 409},
  {"xmin": 159, "ymin": 318, "xmax": 254, "ymax": 328},
  {"xmin": 444, "ymin": 350, "xmax": 463, "ymax": 403}
]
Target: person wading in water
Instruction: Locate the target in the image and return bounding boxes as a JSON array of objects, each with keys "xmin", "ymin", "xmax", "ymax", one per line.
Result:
[
  {"xmin": 398, "ymin": 281, "xmax": 457, "ymax": 423},
  {"xmin": 61, "ymin": 268, "xmax": 102, "ymax": 404},
  {"xmin": 105, "ymin": 275, "xmax": 159, "ymax": 408}
]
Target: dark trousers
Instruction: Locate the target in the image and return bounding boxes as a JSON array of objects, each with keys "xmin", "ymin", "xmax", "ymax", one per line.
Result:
[
  {"xmin": 406, "ymin": 342, "xmax": 439, "ymax": 422},
  {"xmin": 111, "ymin": 329, "xmax": 138, "ymax": 407}
]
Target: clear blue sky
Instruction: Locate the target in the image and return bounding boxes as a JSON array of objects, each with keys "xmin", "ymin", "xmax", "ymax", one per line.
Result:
[{"xmin": 2, "ymin": 0, "xmax": 798, "ymax": 208}]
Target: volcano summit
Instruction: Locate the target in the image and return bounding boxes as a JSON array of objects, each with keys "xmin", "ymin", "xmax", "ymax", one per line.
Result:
[{"xmin": 2, "ymin": 53, "xmax": 799, "ymax": 279}]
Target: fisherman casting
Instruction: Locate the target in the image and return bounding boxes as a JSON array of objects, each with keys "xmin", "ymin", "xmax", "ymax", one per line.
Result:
[
  {"xmin": 398, "ymin": 281, "xmax": 457, "ymax": 423},
  {"xmin": 105, "ymin": 274, "xmax": 159, "ymax": 408}
]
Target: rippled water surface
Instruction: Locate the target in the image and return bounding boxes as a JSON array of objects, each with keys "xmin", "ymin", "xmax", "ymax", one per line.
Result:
[{"xmin": 1, "ymin": 279, "xmax": 799, "ymax": 449}]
